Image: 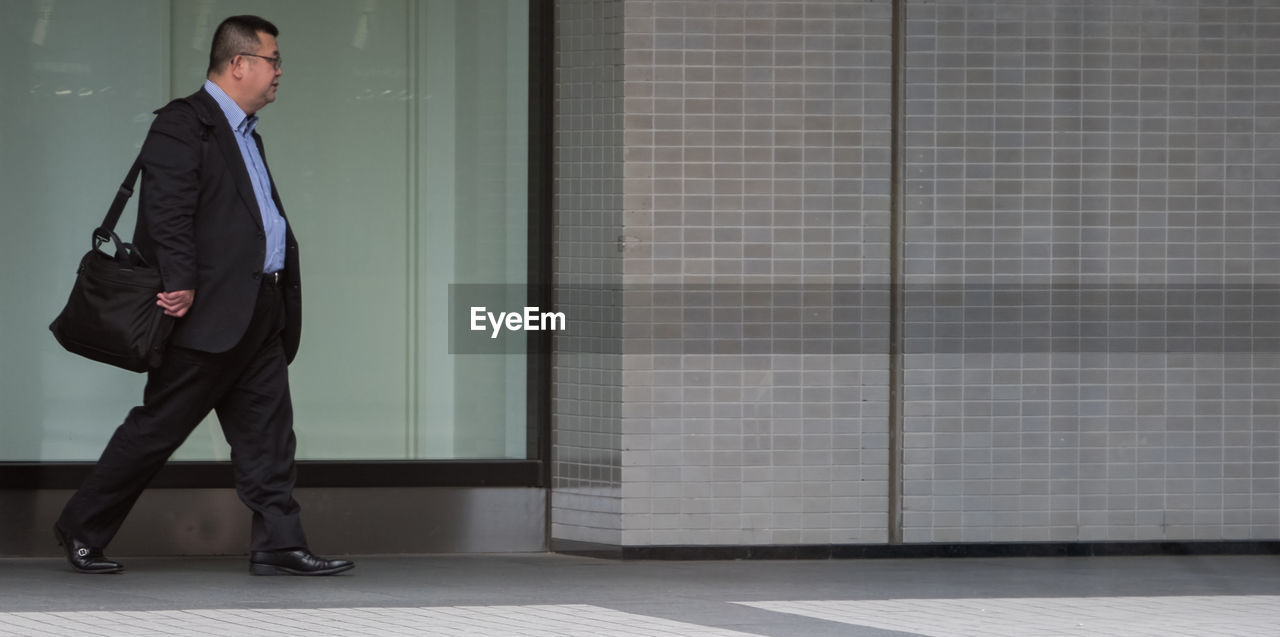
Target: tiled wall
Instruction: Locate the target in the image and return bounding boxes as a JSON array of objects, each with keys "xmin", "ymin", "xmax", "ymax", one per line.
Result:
[
  {"xmin": 901, "ymin": 0, "xmax": 1280, "ymax": 542},
  {"xmin": 554, "ymin": 0, "xmax": 892, "ymax": 547},
  {"xmin": 614, "ymin": 0, "xmax": 892, "ymax": 545},
  {"xmin": 554, "ymin": 0, "xmax": 1280, "ymax": 548},
  {"xmin": 552, "ymin": 0, "xmax": 626, "ymax": 546}
]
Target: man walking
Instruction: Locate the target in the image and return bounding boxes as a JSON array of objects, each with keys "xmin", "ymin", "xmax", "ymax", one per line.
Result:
[{"xmin": 54, "ymin": 15, "xmax": 353, "ymax": 576}]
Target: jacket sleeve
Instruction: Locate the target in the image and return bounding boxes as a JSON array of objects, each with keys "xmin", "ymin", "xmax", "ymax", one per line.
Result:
[{"xmin": 139, "ymin": 103, "xmax": 202, "ymax": 292}]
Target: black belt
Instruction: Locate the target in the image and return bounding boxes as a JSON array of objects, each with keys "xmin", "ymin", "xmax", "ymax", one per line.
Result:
[{"xmin": 261, "ymin": 271, "xmax": 283, "ymax": 286}]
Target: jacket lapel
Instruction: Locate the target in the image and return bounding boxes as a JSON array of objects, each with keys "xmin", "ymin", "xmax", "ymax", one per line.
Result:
[{"xmin": 194, "ymin": 89, "xmax": 264, "ymax": 231}]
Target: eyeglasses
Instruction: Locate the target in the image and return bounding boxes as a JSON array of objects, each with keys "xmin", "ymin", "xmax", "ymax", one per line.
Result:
[{"xmin": 238, "ymin": 52, "xmax": 282, "ymax": 70}]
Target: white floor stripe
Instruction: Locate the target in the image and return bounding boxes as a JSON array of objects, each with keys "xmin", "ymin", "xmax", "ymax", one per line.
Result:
[
  {"xmin": 736, "ymin": 596, "xmax": 1280, "ymax": 637},
  {"xmin": 0, "ymin": 605, "xmax": 762, "ymax": 637}
]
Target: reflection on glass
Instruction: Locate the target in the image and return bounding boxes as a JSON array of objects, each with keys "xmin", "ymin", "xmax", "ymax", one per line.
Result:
[{"xmin": 0, "ymin": 0, "xmax": 530, "ymax": 461}]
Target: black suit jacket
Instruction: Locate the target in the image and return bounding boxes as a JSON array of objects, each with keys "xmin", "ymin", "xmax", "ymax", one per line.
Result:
[{"xmin": 133, "ymin": 87, "xmax": 302, "ymax": 363}]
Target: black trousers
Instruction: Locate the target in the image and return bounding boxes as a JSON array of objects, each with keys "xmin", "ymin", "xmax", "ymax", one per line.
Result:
[{"xmin": 57, "ymin": 278, "xmax": 307, "ymax": 552}]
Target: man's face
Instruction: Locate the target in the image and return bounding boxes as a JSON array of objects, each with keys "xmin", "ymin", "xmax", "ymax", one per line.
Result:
[{"xmin": 242, "ymin": 32, "xmax": 281, "ymax": 113}]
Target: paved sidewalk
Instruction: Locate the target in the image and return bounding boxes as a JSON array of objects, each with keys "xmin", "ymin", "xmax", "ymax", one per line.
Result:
[{"xmin": 1, "ymin": 553, "xmax": 1277, "ymax": 636}]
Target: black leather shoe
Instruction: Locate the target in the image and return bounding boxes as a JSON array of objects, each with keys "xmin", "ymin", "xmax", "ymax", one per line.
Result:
[
  {"xmin": 249, "ymin": 549, "xmax": 354, "ymax": 576},
  {"xmin": 53, "ymin": 525, "xmax": 123, "ymax": 574}
]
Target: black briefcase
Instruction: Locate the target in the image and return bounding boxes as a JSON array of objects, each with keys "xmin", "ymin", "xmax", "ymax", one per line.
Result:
[{"xmin": 50, "ymin": 158, "xmax": 174, "ymax": 372}]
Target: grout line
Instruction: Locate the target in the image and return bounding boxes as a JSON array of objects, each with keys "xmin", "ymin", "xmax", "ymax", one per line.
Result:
[{"xmin": 887, "ymin": 0, "xmax": 906, "ymax": 545}]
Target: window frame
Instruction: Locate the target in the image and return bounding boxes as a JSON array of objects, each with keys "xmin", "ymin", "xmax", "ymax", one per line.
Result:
[{"xmin": 0, "ymin": 0, "xmax": 554, "ymax": 491}]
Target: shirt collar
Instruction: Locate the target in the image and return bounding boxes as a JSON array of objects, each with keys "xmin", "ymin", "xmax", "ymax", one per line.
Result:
[{"xmin": 203, "ymin": 79, "xmax": 258, "ymax": 135}]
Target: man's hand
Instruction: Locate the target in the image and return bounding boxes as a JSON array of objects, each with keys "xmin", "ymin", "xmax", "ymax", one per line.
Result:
[{"xmin": 157, "ymin": 290, "xmax": 195, "ymax": 317}]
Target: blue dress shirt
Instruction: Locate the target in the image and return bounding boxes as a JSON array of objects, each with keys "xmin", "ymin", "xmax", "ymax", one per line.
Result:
[{"xmin": 203, "ymin": 80, "xmax": 287, "ymax": 274}]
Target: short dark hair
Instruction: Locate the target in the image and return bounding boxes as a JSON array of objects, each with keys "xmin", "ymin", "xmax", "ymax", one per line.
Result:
[{"xmin": 207, "ymin": 15, "xmax": 279, "ymax": 76}]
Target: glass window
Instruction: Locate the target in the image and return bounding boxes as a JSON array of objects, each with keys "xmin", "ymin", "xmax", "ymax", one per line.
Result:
[{"xmin": 0, "ymin": 0, "xmax": 531, "ymax": 461}]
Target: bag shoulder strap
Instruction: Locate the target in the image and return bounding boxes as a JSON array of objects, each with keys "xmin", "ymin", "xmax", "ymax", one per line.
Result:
[
  {"xmin": 96, "ymin": 159, "xmax": 143, "ymax": 238},
  {"xmin": 97, "ymin": 95, "xmax": 215, "ymax": 238}
]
